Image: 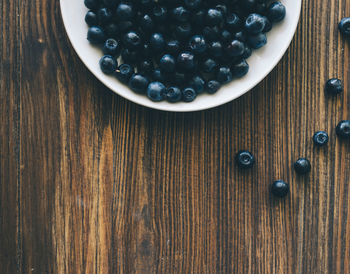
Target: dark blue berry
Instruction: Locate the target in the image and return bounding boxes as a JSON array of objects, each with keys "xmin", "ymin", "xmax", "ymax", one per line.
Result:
[
  {"xmin": 87, "ymin": 26, "xmax": 106, "ymax": 44},
  {"xmin": 137, "ymin": 59, "xmax": 154, "ymax": 75},
  {"xmin": 189, "ymin": 35, "xmax": 207, "ymax": 54},
  {"xmin": 147, "ymin": 82, "xmax": 166, "ymax": 101},
  {"xmin": 159, "ymin": 54, "xmax": 176, "ymax": 73},
  {"xmin": 129, "ymin": 74, "xmax": 149, "ymax": 94},
  {"xmin": 97, "ymin": 8, "xmax": 113, "ymax": 25},
  {"xmin": 121, "ymin": 48, "xmax": 139, "ymax": 64},
  {"xmin": 189, "ymin": 75, "xmax": 205, "ymax": 93},
  {"xmin": 206, "ymin": 9, "xmax": 223, "ymax": 26},
  {"xmin": 216, "ymin": 67, "xmax": 233, "ymax": 84},
  {"xmin": 245, "ymin": 13, "xmax": 266, "ymax": 34},
  {"xmin": 247, "ymin": 33, "xmax": 267, "ymax": 49},
  {"xmin": 85, "ymin": 11, "xmax": 98, "ymax": 27},
  {"xmin": 267, "ymin": 2, "xmax": 286, "ymax": 23},
  {"xmin": 201, "ymin": 58, "xmax": 217, "ymax": 73},
  {"xmin": 172, "ymin": 6, "xmax": 190, "ymax": 22},
  {"xmin": 150, "ymin": 33, "xmax": 165, "ymax": 52},
  {"xmin": 313, "ymin": 131, "xmax": 329, "ymax": 146},
  {"xmin": 103, "ymin": 39, "xmax": 121, "ymax": 57},
  {"xmin": 139, "ymin": 14, "xmax": 154, "ymax": 34},
  {"xmin": 84, "ymin": 0, "xmax": 99, "ymax": 10},
  {"xmin": 339, "ymin": 18, "xmax": 350, "ymax": 35},
  {"xmin": 174, "ymin": 23, "xmax": 192, "ymax": 41},
  {"xmin": 99, "ymin": 55, "xmax": 118, "ymax": 74},
  {"xmin": 226, "ymin": 13, "xmax": 241, "ymax": 31},
  {"xmin": 271, "ymin": 180, "xmax": 289, "ymax": 198},
  {"xmin": 182, "ymin": 87, "xmax": 197, "ymax": 102},
  {"xmin": 166, "ymin": 40, "xmax": 181, "ymax": 55},
  {"xmin": 294, "ymin": 158, "xmax": 311, "ymax": 174},
  {"xmin": 336, "ymin": 120, "xmax": 350, "ymax": 139},
  {"xmin": 325, "ymin": 78, "xmax": 343, "ymax": 95},
  {"xmin": 225, "ymin": 40, "xmax": 245, "ymax": 57},
  {"xmin": 177, "ymin": 52, "xmax": 196, "ymax": 71},
  {"xmin": 116, "ymin": 64, "xmax": 134, "ymax": 84},
  {"xmin": 232, "ymin": 60, "xmax": 249, "ymax": 78},
  {"xmin": 123, "ymin": 31, "xmax": 142, "ymax": 50},
  {"xmin": 262, "ymin": 16, "xmax": 272, "ymax": 32},
  {"xmin": 153, "ymin": 6, "xmax": 168, "ymax": 23},
  {"xmin": 166, "ymin": 86, "xmax": 182, "ymax": 102},
  {"xmin": 235, "ymin": 150, "xmax": 255, "ymax": 169},
  {"xmin": 206, "ymin": 80, "xmax": 221, "ymax": 94},
  {"xmin": 116, "ymin": 3, "xmax": 134, "ymax": 21},
  {"xmin": 209, "ymin": 41, "xmax": 223, "ymax": 57}
]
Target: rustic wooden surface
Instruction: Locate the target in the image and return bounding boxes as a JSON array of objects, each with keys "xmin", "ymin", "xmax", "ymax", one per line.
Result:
[{"xmin": 1, "ymin": 0, "xmax": 349, "ymax": 273}]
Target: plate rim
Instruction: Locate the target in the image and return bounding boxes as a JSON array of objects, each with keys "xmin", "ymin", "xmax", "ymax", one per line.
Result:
[{"xmin": 60, "ymin": 0, "xmax": 301, "ymax": 112}]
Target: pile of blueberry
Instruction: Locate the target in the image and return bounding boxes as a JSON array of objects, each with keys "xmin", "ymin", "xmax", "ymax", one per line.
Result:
[{"xmin": 84, "ymin": 0, "xmax": 286, "ymax": 103}]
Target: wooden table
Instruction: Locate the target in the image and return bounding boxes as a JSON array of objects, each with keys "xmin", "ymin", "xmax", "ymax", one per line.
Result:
[{"xmin": 1, "ymin": 1, "xmax": 349, "ymax": 273}]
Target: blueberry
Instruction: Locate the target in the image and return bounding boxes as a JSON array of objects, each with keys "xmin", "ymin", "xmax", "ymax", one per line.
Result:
[
  {"xmin": 206, "ymin": 9, "xmax": 223, "ymax": 26},
  {"xmin": 173, "ymin": 72, "xmax": 187, "ymax": 85},
  {"xmin": 325, "ymin": 78, "xmax": 343, "ymax": 95},
  {"xmin": 99, "ymin": 55, "xmax": 118, "ymax": 74},
  {"xmin": 105, "ymin": 23, "xmax": 120, "ymax": 39},
  {"xmin": 103, "ymin": 39, "xmax": 121, "ymax": 57},
  {"xmin": 235, "ymin": 150, "xmax": 255, "ymax": 169},
  {"xmin": 97, "ymin": 8, "xmax": 113, "ymax": 25},
  {"xmin": 139, "ymin": 14, "xmax": 154, "ymax": 34},
  {"xmin": 172, "ymin": 6, "xmax": 190, "ymax": 22},
  {"xmin": 166, "ymin": 86, "xmax": 182, "ymax": 102},
  {"xmin": 150, "ymin": 33, "xmax": 165, "ymax": 52},
  {"xmin": 177, "ymin": 52, "xmax": 196, "ymax": 71},
  {"xmin": 225, "ymin": 40, "xmax": 245, "ymax": 57},
  {"xmin": 137, "ymin": 59, "xmax": 154, "ymax": 75},
  {"xmin": 267, "ymin": 2, "xmax": 286, "ymax": 23},
  {"xmin": 242, "ymin": 46, "xmax": 252, "ymax": 59},
  {"xmin": 152, "ymin": 69, "xmax": 167, "ymax": 82},
  {"xmin": 226, "ymin": 13, "xmax": 241, "ymax": 32},
  {"xmin": 245, "ymin": 13, "xmax": 266, "ymax": 34},
  {"xmin": 182, "ymin": 87, "xmax": 197, "ymax": 102},
  {"xmin": 313, "ymin": 131, "xmax": 329, "ymax": 146},
  {"xmin": 232, "ymin": 60, "xmax": 249, "ymax": 78},
  {"xmin": 220, "ymin": 29, "xmax": 233, "ymax": 43},
  {"xmin": 216, "ymin": 67, "xmax": 233, "ymax": 84},
  {"xmin": 87, "ymin": 26, "xmax": 106, "ymax": 44},
  {"xmin": 189, "ymin": 35, "xmax": 207, "ymax": 54},
  {"xmin": 336, "ymin": 120, "xmax": 350, "ymax": 139},
  {"xmin": 129, "ymin": 74, "xmax": 149, "ymax": 94},
  {"xmin": 153, "ymin": 6, "xmax": 168, "ymax": 22},
  {"xmin": 121, "ymin": 48, "xmax": 139, "ymax": 64},
  {"xmin": 85, "ymin": 11, "xmax": 98, "ymax": 26},
  {"xmin": 174, "ymin": 23, "xmax": 192, "ymax": 41},
  {"xmin": 159, "ymin": 54, "xmax": 176, "ymax": 73},
  {"xmin": 234, "ymin": 31, "xmax": 247, "ymax": 42},
  {"xmin": 84, "ymin": 0, "xmax": 99, "ymax": 10},
  {"xmin": 123, "ymin": 31, "xmax": 142, "ymax": 50},
  {"xmin": 294, "ymin": 158, "xmax": 311, "ymax": 174},
  {"xmin": 271, "ymin": 180, "xmax": 289, "ymax": 198},
  {"xmin": 247, "ymin": 33, "xmax": 267, "ymax": 49},
  {"xmin": 339, "ymin": 18, "xmax": 350, "ymax": 35},
  {"xmin": 262, "ymin": 16, "xmax": 272, "ymax": 32},
  {"xmin": 116, "ymin": 3, "xmax": 134, "ymax": 22},
  {"xmin": 184, "ymin": 0, "xmax": 202, "ymax": 10},
  {"xmin": 116, "ymin": 64, "xmax": 134, "ymax": 84},
  {"xmin": 147, "ymin": 82, "xmax": 166, "ymax": 101},
  {"xmin": 189, "ymin": 75, "xmax": 205, "ymax": 93},
  {"xmin": 206, "ymin": 80, "xmax": 221, "ymax": 94},
  {"xmin": 166, "ymin": 40, "xmax": 181, "ymax": 55},
  {"xmin": 201, "ymin": 58, "xmax": 217, "ymax": 73}
]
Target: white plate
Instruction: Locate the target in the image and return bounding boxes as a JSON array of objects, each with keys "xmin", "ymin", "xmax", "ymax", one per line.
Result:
[{"xmin": 60, "ymin": 0, "xmax": 301, "ymax": 112}]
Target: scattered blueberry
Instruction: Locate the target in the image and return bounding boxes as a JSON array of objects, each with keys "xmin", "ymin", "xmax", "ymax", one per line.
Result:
[
  {"xmin": 159, "ymin": 54, "xmax": 176, "ymax": 73},
  {"xmin": 103, "ymin": 39, "xmax": 121, "ymax": 57},
  {"xmin": 271, "ymin": 180, "xmax": 289, "ymax": 198},
  {"xmin": 245, "ymin": 13, "xmax": 266, "ymax": 34},
  {"xmin": 116, "ymin": 64, "xmax": 134, "ymax": 84},
  {"xmin": 339, "ymin": 17, "xmax": 350, "ymax": 35},
  {"xmin": 217, "ymin": 67, "xmax": 233, "ymax": 84},
  {"xmin": 206, "ymin": 80, "xmax": 221, "ymax": 94},
  {"xmin": 85, "ymin": 11, "xmax": 98, "ymax": 27},
  {"xmin": 294, "ymin": 158, "xmax": 311, "ymax": 175},
  {"xmin": 87, "ymin": 26, "xmax": 106, "ymax": 44},
  {"xmin": 267, "ymin": 1, "xmax": 286, "ymax": 23},
  {"xmin": 235, "ymin": 150, "xmax": 255, "ymax": 169},
  {"xmin": 313, "ymin": 131, "xmax": 329, "ymax": 147},
  {"xmin": 325, "ymin": 78, "xmax": 343, "ymax": 95},
  {"xmin": 336, "ymin": 120, "xmax": 350, "ymax": 139}
]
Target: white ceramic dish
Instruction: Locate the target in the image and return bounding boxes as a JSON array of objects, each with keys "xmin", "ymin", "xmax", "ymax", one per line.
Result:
[{"xmin": 60, "ymin": 0, "xmax": 301, "ymax": 112}]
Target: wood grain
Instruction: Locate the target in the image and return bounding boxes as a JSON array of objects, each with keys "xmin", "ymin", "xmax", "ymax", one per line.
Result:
[{"xmin": 1, "ymin": 0, "xmax": 349, "ymax": 273}]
